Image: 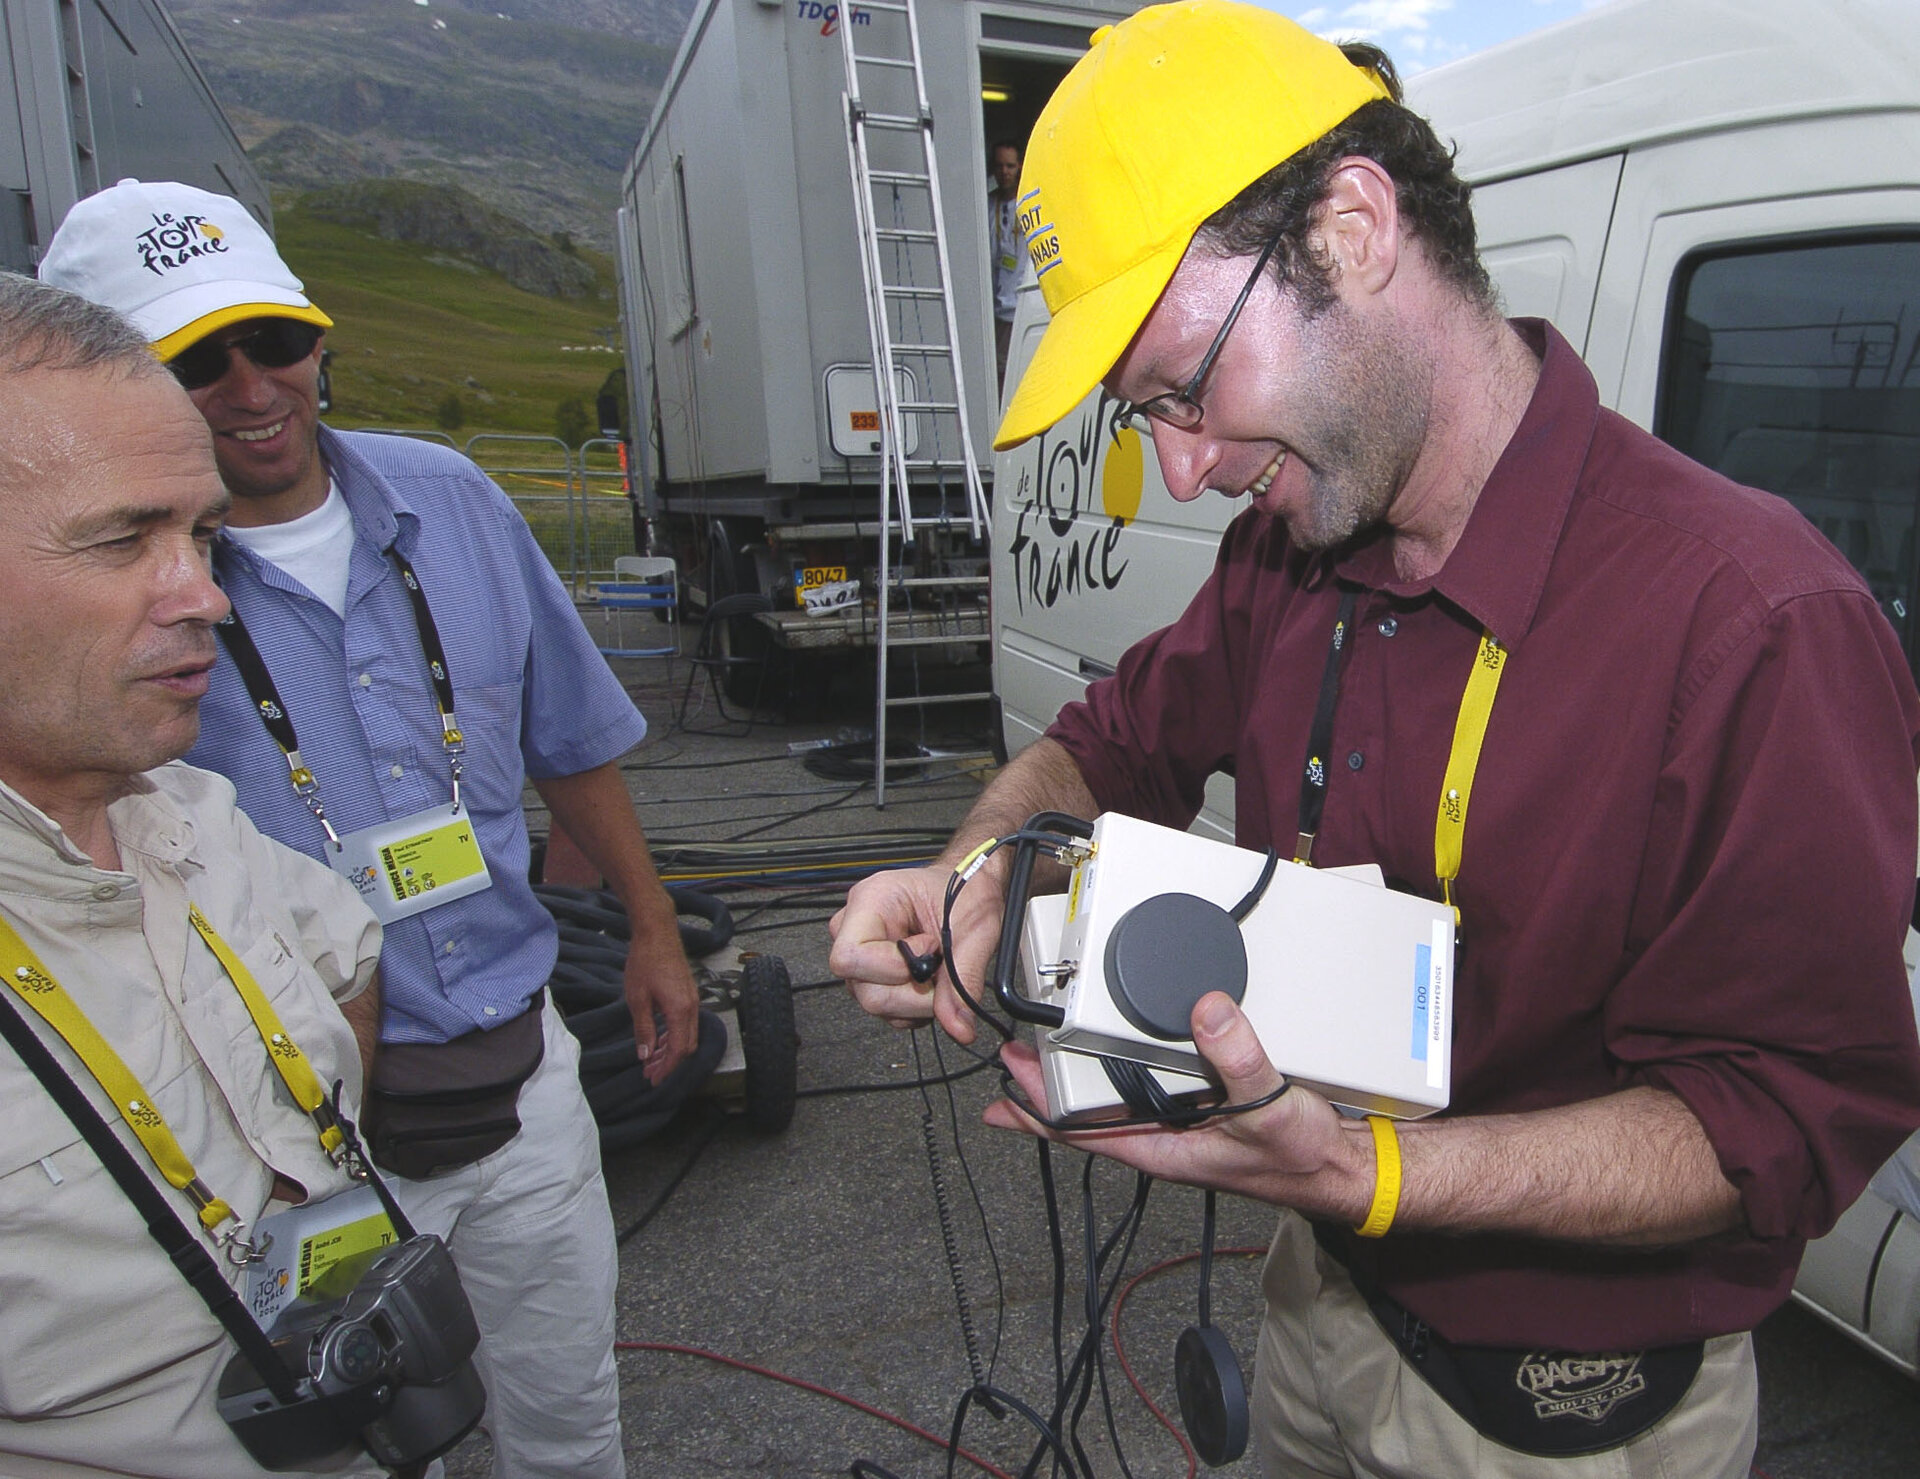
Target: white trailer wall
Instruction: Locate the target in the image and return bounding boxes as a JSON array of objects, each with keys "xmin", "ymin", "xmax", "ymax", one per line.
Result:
[
  {"xmin": 619, "ymin": 0, "xmax": 1130, "ymax": 501},
  {"xmin": 2, "ymin": 0, "xmax": 267, "ymax": 273}
]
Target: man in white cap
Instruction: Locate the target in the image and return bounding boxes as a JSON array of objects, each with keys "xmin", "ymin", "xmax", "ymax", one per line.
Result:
[
  {"xmin": 831, "ymin": 4, "xmax": 1920, "ymax": 1475},
  {"xmin": 42, "ymin": 180, "xmax": 697, "ymax": 1478}
]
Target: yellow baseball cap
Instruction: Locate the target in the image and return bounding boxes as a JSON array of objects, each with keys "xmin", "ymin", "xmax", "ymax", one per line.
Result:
[{"xmin": 994, "ymin": 1, "xmax": 1387, "ymax": 449}]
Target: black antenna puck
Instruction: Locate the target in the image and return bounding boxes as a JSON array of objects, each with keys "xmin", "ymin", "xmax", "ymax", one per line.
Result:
[
  {"xmin": 1176, "ymin": 1322, "xmax": 1250, "ymax": 1465},
  {"xmin": 1103, "ymin": 893, "xmax": 1248, "ymax": 1041}
]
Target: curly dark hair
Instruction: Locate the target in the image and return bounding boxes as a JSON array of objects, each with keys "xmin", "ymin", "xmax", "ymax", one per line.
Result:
[{"xmin": 1195, "ymin": 42, "xmax": 1493, "ymax": 316}]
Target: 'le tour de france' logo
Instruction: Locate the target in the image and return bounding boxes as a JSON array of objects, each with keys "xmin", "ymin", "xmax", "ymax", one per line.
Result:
[
  {"xmin": 135, "ymin": 211, "xmax": 229, "ymax": 277},
  {"xmin": 1003, "ymin": 393, "xmax": 1145, "ymax": 615}
]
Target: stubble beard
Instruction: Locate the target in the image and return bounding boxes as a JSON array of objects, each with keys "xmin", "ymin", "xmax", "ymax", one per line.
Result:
[{"xmin": 1274, "ymin": 305, "xmax": 1429, "ymax": 554}]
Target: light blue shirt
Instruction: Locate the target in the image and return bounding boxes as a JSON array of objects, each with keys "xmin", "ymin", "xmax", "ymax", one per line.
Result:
[{"xmin": 188, "ymin": 427, "xmax": 648, "ymax": 1043}]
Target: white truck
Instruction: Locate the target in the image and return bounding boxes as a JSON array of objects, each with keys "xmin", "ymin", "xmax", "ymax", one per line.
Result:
[
  {"xmin": 610, "ymin": 0, "xmax": 1136, "ymax": 618},
  {"xmin": 988, "ymin": 0, "xmax": 1920, "ymax": 1376},
  {"xmin": 2, "ymin": 0, "xmax": 269, "ymax": 274}
]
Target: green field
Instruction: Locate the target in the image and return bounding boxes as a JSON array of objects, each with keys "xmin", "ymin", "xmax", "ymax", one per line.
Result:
[
  {"xmin": 273, "ymin": 195, "xmax": 624, "ymax": 441},
  {"xmin": 271, "ymin": 198, "xmax": 639, "ymax": 584}
]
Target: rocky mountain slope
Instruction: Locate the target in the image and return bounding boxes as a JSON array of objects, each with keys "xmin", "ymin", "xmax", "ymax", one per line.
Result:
[{"xmin": 166, "ymin": 0, "xmax": 696, "ymax": 249}]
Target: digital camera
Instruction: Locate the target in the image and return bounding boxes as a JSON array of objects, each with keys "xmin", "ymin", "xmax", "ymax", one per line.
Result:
[{"xmin": 216, "ymin": 1234, "xmax": 485, "ymax": 1471}]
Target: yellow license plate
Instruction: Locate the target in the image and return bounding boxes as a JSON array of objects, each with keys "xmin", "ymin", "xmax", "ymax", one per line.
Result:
[{"xmin": 796, "ymin": 565, "xmax": 849, "ymax": 603}]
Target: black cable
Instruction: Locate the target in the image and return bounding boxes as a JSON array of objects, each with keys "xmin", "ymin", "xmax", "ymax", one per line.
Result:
[
  {"xmin": 1036, "ymin": 1141, "xmax": 1067, "ymax": 1474},
  {"xmin": 1199, "ymin": 1189, "xmax": 1218, "ymax": 1329},
  {"xmin": 794, "ymin": 1056, "xmax": 995, "ymax": 1100},
  {"xmin": 950, "ymin": 1384, "xmax": 1075, "ymax": 1479},
  {"xmin": 940, "ymin": 867, "xmax": 1013, "ymax": 1043},
  {"xmin": 736, "ymin": 912, "xmax": 839, "ymax": 936},
  {"xmin": 614, "ymin": 1106, "xmax": 718, "ymax": 1246},
  {"xmin": 714, "ymin": 782, "xmax": 867, "ymax": 844},
  {"xmin": 998, "ymin": 1064, "xmax": 1292, "ymax": 1134},
  {"xmin": 1022, "ymin": 1161, "xmax": 1151, "ymax": 1479},
  {"xmin": 1229, "ymin": 848, "xmax": 1282, "ymax": 923},
  {"xmin": 930, "ymin": 1030, "xmax": 1007, "ymax": 1390},
  {"xmin": 915, "ymin": 1031, "xmax": 989, "ymax": 1405}
]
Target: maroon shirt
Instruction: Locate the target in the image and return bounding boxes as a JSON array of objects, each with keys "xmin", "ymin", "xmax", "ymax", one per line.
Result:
[{"xmin": 1048, "ymin": 322, "xmax": 1920, "ymax": 1348}]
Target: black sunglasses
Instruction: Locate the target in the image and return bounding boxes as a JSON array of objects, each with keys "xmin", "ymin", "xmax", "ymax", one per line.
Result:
[{"xmin": 167, "ymin": 319, "xmax": 324, "ymax": 391}]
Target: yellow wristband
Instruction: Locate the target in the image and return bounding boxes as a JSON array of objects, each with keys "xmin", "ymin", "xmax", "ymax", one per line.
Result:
[{"xmin": 1353, "ymin": 1115, "xmax": 1402, "ymax": 1239}]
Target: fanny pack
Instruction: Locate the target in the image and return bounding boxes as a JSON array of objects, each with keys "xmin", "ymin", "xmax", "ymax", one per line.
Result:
[
  {"xmin": 1312, "ymin": 1222, "xmax": 1704, "ymax": 1457},
  {"xmin": 363, "ymin": 992, "xmax": 546, "ymax": 1180}
]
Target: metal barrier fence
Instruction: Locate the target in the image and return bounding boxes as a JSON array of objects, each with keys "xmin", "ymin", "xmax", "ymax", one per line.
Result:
[
  {"xmin": 576, "ymin": 438, "xmax": 639, "ymax": 592},
  {"xmin": 347, "ymin": 427, "xmax": 638, "ymax": 594}
]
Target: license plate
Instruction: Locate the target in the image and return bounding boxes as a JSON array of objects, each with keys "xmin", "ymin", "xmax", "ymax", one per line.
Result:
[{"xmin": 795, "ymin": 565, "xmax": 849, "ymax": 606}]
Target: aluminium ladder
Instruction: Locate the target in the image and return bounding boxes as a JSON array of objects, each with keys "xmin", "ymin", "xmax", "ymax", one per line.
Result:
[{"xmin": 836, "ymin": 0, "xmax": 995, "ymax": 804}]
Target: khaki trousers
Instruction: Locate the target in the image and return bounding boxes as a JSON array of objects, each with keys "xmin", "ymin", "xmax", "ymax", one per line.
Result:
[{"xmin": 1253, "ymin": 1213, "xmax": 1758, "ymax": 1479}]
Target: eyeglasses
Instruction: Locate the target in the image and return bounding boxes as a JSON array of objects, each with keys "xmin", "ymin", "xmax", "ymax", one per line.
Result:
[
  {"xmin": 1118, "ymin": 233, "xmax": 1283, "ymax": 435},
  {"xmin": 167, "ymin": 320, "xmax": 324, "ymax": 391}
]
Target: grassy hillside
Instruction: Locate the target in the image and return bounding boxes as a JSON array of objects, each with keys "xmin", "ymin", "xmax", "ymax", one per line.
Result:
[{"xmin": 276, "ymin": 194, "xmax": 623, "ymax": 439}]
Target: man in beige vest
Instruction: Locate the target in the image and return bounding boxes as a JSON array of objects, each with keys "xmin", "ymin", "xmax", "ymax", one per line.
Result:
[{"xmin": 0, "ymin": 272, "xmax": 389, "ymax": 1477}]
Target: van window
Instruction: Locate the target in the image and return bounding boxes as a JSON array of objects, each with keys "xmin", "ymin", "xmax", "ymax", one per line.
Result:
[{"xmin": 1657, "ymin": 237, "xmax": 1920, "ymax": 669}]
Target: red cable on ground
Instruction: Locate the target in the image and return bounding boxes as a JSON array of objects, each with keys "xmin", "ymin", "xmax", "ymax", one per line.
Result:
[
  {"xmin": 1108, "ymin": 1246, "xmax": 1268, "ymax": 1479},
  {"xmin": 615, "ymin": 1340, "xmax": 1015, "ymax": 1479}
]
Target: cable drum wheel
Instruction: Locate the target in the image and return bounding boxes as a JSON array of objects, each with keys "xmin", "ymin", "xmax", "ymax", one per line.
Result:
[
  {"xmin": 733, "ymin": 954, "xmax": 798, "ymax": 1134},
  {"xmin": 536, "ymin": 883, "xmax": 737, "ymax": 1150}
]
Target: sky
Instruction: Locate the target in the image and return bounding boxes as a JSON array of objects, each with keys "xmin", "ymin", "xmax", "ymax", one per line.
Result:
[{"xmin": 1264, "ymin": 0, "xmax": 1617, "ymax": 73}]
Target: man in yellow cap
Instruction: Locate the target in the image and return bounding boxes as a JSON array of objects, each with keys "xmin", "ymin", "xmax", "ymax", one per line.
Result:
[{"xmin": 831, "ymin": 3, "xmax": 1920, "ymax": 1474}]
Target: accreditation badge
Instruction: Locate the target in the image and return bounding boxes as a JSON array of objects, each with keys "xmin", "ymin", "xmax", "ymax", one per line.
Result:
[
  {"xmin": 328, "ymin": 805, "xmax": 493, "ymax": 924},
  {"xmin": 241, "ymin": 1184, "xmax": 400, "ymax": 1328}
]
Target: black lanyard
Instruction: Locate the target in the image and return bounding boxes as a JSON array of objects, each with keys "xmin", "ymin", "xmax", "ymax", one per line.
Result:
[
  {"xmin": 1295, "ymin": 589, "xmax": 1359, "ymax": 864},
  {"xmin": 213, "ymin": 547, "xmax": 467, "ymax": 849},
  {"xmin": 1290, "ymin": 586, "xmax": 1510, "ymax": 924}
]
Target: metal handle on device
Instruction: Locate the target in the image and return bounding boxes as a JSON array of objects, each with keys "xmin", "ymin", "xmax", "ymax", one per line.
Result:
[{"xmin": 989, "ymin": 811, "xmax": 1094, "ymax": 1028}]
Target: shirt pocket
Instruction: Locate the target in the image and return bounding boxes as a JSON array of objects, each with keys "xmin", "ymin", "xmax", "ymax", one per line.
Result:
[
  {"xmin": 445, "ymin": 679, "xmax": 528, "ymax": 817},
  {"xmin": 219, "ymin": 924, "xmax": 365, "ymax": 1155},
  {"xmin": 0, "ymin": 1069, "xmax": 227, "ymax": 1415}
]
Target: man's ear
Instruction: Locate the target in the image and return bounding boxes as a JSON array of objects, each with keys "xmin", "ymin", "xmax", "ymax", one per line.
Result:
[{"xmin": 1315, "ymin": 157, "xmax": 1400, "ymax": 298}]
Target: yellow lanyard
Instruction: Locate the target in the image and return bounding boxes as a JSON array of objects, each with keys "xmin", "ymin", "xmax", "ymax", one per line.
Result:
[
  {"xmin": 0, "ymin": 903, "xmax": 347, "ymax": 1257},
  {"xmin": 1434, "ymin": 629, "xmax": 1507, "ymax": 921},
  {"xmin": 1295, "ymin": 595, "xmax": 1508, "ymax": 921}
]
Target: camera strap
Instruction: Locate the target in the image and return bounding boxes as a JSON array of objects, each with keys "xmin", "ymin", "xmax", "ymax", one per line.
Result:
[
  {"xmin": 0, "ymin": 904, "xmax": 353, "ymax": 1259},
  {"xmin": 215, "ymin": 547, "xmax": 470, "ymax": 851},
  {"xmin": 0, "ymin": 978, "xmax": 302, "ymax": 1406}
]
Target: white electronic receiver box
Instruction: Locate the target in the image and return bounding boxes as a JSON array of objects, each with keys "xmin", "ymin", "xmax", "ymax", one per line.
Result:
[
  {"xmin": 1041, "ymin": 813, "xmax": 1454, "ymax": 1119},
  {"xmin": 1022, "ymin": 892, "xmax": 1214, "ymax": 1122}
]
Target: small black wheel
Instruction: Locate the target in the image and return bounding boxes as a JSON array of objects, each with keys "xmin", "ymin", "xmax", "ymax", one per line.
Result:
[{"xmin": 736, "ymin": 953, "xmax": 797, "ymax": 1133}]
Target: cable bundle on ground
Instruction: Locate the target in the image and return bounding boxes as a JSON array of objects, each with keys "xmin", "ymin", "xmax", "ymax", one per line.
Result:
[
  {"xmin": 538, "ymin": 883, "xmax": 731, "ymax": 1151},
  {"xmin": 536, "ymin": 883, "xmax": 800, "ymax": 1147}
]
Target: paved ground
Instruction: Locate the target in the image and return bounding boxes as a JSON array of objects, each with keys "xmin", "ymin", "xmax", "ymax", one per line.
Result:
[{"xmin": 441, "ymin": 636, "xmax": 1918, "ymax": 1478}]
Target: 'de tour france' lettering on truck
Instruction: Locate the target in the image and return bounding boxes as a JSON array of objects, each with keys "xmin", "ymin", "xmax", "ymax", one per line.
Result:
[{"xmin": 1002, "ymin": 394, "xmax": 1141, "ymax": 615}]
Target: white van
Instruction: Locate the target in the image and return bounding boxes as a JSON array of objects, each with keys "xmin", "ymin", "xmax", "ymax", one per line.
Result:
[{"xmin": 988, "ymin": 0, "xmax": 1920, "ymax": 1375}]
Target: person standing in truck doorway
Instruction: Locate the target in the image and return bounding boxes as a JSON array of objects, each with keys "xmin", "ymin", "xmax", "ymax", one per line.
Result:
[
  {"xmin": 43, "ymin": 178, "xmax": 703, "ymax": 1479},
  {"xmin": 989, "ymin": 138, "xmax": 1024, "ymax": 392}
]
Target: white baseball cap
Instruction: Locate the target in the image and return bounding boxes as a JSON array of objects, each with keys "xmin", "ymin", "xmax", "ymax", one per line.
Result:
[{"xmin": 39, "ymin": 178, "xmax": 332, "ymax": 360}]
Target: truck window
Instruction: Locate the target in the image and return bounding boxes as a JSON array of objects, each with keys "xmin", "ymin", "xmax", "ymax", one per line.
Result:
[{"xmin": 1657, "ymin": 236, "xmax": 1920, "ymax": 670}]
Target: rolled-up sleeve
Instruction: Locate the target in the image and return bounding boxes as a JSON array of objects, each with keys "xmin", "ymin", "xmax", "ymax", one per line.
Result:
[{"xmin": 1614, "ymin": 587, "xmax": 1920, "ymax": 1241}]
